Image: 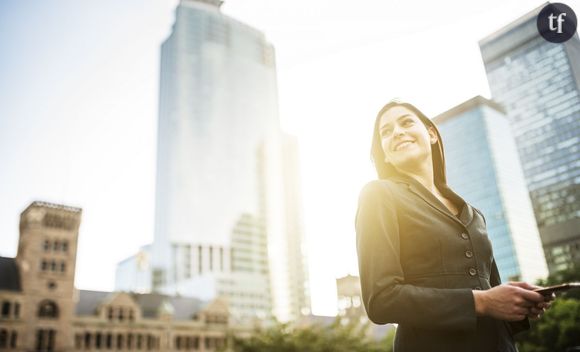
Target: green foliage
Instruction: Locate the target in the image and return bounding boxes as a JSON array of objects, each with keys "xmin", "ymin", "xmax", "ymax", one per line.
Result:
[
  {"xmin": 228, "ymin": 318, "xmax": 395, "ymax": 352},
  {"xmin": 516, "ymin": 266, "xmax": 580, "ymax": 352}
]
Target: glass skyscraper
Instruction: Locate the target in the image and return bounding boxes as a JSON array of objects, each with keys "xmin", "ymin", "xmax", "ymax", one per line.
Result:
[
  {"xmin": 479, "ymin": 4, "xmax": 580, "ymax": 272},
  {"xmin": 433, "ymin": 96, "xmax": 548, "ymax": 282},
  {"xmin": 134, "ymin": 0, "xmax": 310, "ymax": 323}
]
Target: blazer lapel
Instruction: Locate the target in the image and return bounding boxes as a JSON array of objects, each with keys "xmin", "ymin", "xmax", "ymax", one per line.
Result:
[{"xmin": 388, "ymin": 173, "xmax": 473, "ymax": 229}]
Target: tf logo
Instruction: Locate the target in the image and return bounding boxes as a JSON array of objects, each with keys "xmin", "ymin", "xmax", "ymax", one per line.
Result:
[{"xmin": 537, "ymin": 3, "xmax": 578, "ymax": 43}]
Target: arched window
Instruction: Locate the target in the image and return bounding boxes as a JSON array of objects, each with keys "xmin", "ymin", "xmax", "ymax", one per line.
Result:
[{"xmin": 37, "ymin": 300, "xmax": 59, "ymax": 319}]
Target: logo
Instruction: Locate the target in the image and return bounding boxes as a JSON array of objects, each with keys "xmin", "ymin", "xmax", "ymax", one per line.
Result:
[{"xmin": 537, "ymin": 3, "xmax": 577, "ymax": 43}]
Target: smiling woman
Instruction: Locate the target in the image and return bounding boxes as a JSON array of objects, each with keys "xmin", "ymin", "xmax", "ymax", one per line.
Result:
[{"xmin": 355, "ymin": 99, "xmax": 553, "ymax": 352}]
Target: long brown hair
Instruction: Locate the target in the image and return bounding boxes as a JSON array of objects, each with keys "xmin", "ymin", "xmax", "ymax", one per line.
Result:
[{"xmin": 370, "ymin": 100, "xmax": 448, "ymax": 186}]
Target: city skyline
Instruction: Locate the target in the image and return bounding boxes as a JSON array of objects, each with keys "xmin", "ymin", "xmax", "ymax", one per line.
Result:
[{"xmin": 1, "ymin": 0, "xmax": 578, "ymax": 316}]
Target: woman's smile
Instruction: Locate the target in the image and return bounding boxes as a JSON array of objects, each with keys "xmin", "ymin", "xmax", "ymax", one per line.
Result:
[{"xmin": 394, "ymin": 140, "xmax": 415, "ymax": 151}]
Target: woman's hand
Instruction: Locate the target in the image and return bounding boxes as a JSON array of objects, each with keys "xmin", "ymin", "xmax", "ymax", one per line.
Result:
[
  {"xmin": 473, "ymin": 283, "xmax": 548, "ymax": 321},
  {"xmin": 507, "ymin": 282, "xmax": 555, "ymax": 320}
]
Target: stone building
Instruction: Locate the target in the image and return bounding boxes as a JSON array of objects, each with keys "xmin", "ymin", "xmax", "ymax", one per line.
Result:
[{"xmin": 0, "ymin": 201, "xmax": 250, "ymax": 351}]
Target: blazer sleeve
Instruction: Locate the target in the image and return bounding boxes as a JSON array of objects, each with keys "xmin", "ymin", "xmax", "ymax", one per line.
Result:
[
  {"xmin": 490, "ymin": 258, "xmax": 531, "ymax": 335},
  {"xmin": 355, "ymin": 181, "xmax": 477, "ymax": 332}
]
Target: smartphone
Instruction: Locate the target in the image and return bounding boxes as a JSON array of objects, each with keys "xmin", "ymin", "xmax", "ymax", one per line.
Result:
[{"xmin": 533, "ymin": 283, "xmax": 580, "ymax": 296}]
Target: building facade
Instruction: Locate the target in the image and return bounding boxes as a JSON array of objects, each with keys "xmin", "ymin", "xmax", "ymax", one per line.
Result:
[
  {"xmin": 479, "ymin": 4, "xmax": 580, "ymax": 272},
  {"xmin": 118, "ymin": 0, "xmax": 310, "ymax": 323},
  {"xmin": 433, "ymin": 96, "xmax": 549, "ymax": 282},
  {"xmin": 0, "ymin": 201, "xmax": 250, "ymax": 352}
]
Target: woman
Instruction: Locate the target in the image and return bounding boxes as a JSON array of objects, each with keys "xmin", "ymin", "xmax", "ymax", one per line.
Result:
[{"xmin": 355, "ymin": 100, "xmax": 552, "ymax": 352}]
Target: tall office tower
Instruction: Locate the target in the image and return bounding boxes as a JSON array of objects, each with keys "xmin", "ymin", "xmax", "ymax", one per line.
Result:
[
  {"xmin": 258, "ymin": 133, "xmax": 310, "ymax": 322},
  {"xmin": 479, "ymin": 4, "xmax": 580, "ymax": 272},
  {"xmin": 146, "ymin": 0, "xmax": 309, "ymax": 323},
  {"xmin": 153, "ymin": 0, "xmax": 279, "ymax": 286},
  {"xmin": 433, "ymin": 96, "xmax": 549, "ymax": 282}
]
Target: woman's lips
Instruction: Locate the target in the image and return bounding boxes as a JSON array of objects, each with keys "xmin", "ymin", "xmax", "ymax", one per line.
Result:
[{"xmin": 394, "ymin": 141, "xmax": 414, "ymax": 151}]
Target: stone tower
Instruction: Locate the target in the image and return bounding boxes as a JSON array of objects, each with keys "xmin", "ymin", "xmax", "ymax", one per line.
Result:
[{"xmin": 15, "ymin": 201, "xmax": 82, "ymax": 351}]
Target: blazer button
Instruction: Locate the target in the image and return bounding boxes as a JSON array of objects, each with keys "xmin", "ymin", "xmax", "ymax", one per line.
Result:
[
  {"xmin": 465, "ymin": 250, "xmax": 474, "ymax": 258},
  {"xmin": 468, "ymin": 267, "xmax": 477, "ymax": 276},
  {"xmin": 460, "ymin": 232, "xmax": 469, "ymax": 240}
]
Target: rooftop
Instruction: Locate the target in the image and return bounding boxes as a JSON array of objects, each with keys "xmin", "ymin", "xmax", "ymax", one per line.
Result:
[{"xmin": 432, "ymin": 96, "xmax": 505, "ymax": 125}]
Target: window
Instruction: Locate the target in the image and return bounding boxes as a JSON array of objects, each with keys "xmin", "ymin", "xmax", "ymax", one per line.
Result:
[
  {"xmin": 116, "ymin": 334, "xmax": 123, "ymax": 349},
  {"xmin": 84, "ymin": 333, "xmax": 91, "ymax": 349},
  {"xmin": 1, "ymin": 302, "xmax": 9, "ymax": 318},
  {"xmin": 106, "ymin": 333, "xmax": 112, "ymax": 349},
  {"xmin": 37, "ymin": 301, "xmax": 58, "ymax": 319},
  {"xmin": 14, "ymin": 303, "xmax": 20, "ymax": 318},
  {"xmin": 35, "ymin": 329, "xmax": 55, "ymax": 352},
  {"xmin": 62, "ymin": 241, "xmax": 69, "ymax": 252},
  {"xmin": 10, "ymin": 330, "xmax": 17, "ymax": 348},
  {"xmin": 95, "ymin": 332, "xmax": 102, "ymax": 349},
  {"xmin": 43, "ymin": 240, "xmax": 50, "ymax": 251},
  {"xmin": 137, "ymin": 334, "xmax": 143, "ymax": 349},
  {"xmin": 0, "ymin": 330, "xmax": 7, "ymax": 348},
  {"xmin": 127, "ymin": 334, "xmax": 133, "ymax": 349},
  {"xmin": 198, "ymin": 246, "xmax": 203, "ymax": 274},
  {"xmin": 53, "ymin": 241, "xmax": 60, "ymax": 251},
  {"xmin": 0, "ymin": 330, "xmax": 17, "ymax": 349},
  {"xmin": 41, "ymin": 260, "xmax": 48, "ymax": 271},
  {"xmin": 60, "ymin": 262, "xmax": 66, "ymax": 273}
]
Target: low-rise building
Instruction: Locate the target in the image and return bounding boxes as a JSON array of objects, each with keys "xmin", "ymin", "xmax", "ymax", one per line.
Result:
[{"xmin": 0, "ymin": 201, "xmax": 250, "ymax": 351}]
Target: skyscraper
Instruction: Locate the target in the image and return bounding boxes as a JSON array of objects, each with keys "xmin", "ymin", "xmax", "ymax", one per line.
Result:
[
  {"xmin": 116, "ymin": 0, "xmax": 310, "ymax": 323},
  {"xmin": 479, "ymin": 4, "xmax": 580, "ymax": 272},
  {"xmin": 433, "ymin": 96, "xmax": 549, "ymax": 282},
  {"xmin": 152, "ymin": 0, "xmax": 280, "ymax": 286}
]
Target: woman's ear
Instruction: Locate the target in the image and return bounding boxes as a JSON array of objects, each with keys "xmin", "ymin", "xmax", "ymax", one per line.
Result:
[{"xmin": 428, "ymin": 127, "xmax": 438, "ymax": 144}]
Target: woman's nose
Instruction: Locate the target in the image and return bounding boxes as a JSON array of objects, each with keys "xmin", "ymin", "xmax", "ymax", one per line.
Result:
[{"xmin": 392, "ymin": 125, "xmax": 405, "ymax": 136}]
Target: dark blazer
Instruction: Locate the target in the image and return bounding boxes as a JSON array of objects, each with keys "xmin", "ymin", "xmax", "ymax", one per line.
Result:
[{"xmin": 355, "ymin": 173, "xmax": 530, "ymax": 352}]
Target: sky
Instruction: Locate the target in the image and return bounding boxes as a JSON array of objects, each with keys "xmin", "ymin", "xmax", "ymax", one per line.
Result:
[{"xmin": 1, "ymin": 0, "xmax": 578, "ymax": 316}]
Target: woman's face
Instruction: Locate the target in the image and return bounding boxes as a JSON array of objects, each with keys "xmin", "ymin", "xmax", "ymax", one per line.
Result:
[{"xmin": 378, "ymin": 105, "xmax": 438, "ymax": 170}]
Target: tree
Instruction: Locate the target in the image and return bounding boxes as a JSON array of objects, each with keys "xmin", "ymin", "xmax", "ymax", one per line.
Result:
[
  {"xmin": 227, "ymin": 318, "xmax": 395, "ymax": 352},
  {"xmin": 515, "ymin": 266, "xmax": 580, "ymax": 352}
]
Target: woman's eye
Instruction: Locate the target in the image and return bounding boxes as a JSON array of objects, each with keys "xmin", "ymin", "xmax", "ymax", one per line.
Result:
[{"xmin": 403, "ymin": 119, "xmax": 413, "ymax": 126}]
